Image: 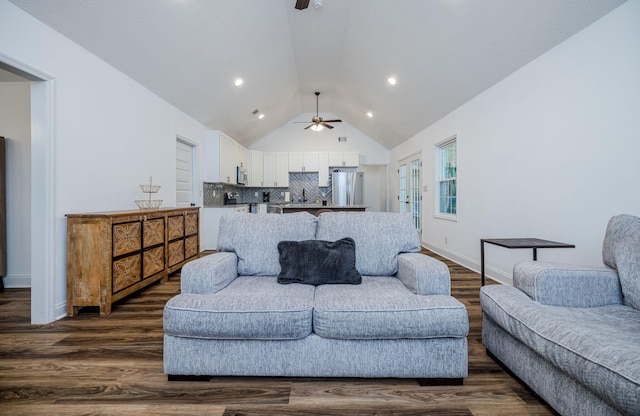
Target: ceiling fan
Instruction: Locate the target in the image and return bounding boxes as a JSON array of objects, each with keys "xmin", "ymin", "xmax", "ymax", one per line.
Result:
[{"xmin": 295, "ymin": 92, "xmax": 342, "ymax": 131}]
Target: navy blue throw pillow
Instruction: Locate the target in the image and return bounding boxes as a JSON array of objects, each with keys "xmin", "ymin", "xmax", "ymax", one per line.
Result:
[{"xmin": 277, "ymin": 238, "xmax": 362, "ymax": 285}]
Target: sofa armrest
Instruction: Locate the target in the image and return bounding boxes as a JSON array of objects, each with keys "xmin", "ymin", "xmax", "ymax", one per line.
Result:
[
  {"xmin": 513, "ymin": 261, "xmax": 622, "ymax": 307},
  {"xmin": 397, "ymin": 253, "xmax": 450, "ymax": 295},
  {"xmin": 180, "ymin": 252, "xmax": 238, "ymax": 294}
]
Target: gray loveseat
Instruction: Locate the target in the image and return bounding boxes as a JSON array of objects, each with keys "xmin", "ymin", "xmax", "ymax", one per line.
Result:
[
  {"xmin": 481, "ymin": 214, "xmax": 640, "ymax": 416},
  {"xmin": 164, "ymin": 211, "xmax": 469, "ymax": 381}
]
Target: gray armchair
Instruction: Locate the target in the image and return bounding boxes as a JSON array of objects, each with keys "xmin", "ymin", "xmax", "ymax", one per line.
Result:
[{"xmin": 480, "ymin": 214, "xmax": 640, "ymax": 416}]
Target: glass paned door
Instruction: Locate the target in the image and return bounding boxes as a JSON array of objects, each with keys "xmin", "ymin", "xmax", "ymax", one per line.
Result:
[
  {"xmin": 399, "ymin": 164, "xmax": 408, "ymax": 213},
  {"xmin": 399, "ymin": 155, "xmax": 421, "ymax": 232}
]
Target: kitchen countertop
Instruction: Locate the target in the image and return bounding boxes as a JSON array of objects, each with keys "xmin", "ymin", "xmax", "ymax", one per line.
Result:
[
  {"xmin": 278, "ymin": 204, "xmax": 367, "ymax": 216},
  {"xmin": 202, "ymin": 204, "xmax": 249, "ymax": 209},
  {"xmin": 279, "ymin": 203, "xmax": 367, "ymax": 209}
]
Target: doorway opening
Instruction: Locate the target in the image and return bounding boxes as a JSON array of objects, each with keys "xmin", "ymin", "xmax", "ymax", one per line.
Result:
[
  {"xmin": 359, "ymin": 165, "xmax": 388, "ymax": 212},
  {"xmin": 0, "ymin": 70, "xmax": 30, "ymax": 292}
]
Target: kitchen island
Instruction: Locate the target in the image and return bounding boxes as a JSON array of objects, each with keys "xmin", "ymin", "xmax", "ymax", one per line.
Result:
[{"xmin": 277, "ymin": 203, "xmax": 366, "ymax": 216}]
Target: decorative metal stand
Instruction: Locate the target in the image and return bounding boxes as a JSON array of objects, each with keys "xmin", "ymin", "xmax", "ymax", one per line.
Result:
[{"xmin": 135, "ymin": 176, "xmax": 162, "ymax": 209}]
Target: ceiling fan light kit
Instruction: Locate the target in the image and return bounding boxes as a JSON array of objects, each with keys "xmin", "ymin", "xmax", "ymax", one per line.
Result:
[{"xmin": 295, "ymin": 91, "xmax": 342, "ymax": 131}]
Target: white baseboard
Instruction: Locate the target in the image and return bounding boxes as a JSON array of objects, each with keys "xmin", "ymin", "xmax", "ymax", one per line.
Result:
[
  {"xmin": 421, "ymin": 242, "xmax": 513, "ymax": 286},
  {"xmin": 2, "ymin": 274, "xmax": 31, "ymax": 288},
  {"xmin": 55, "ymin": 302, "xmax": 67, "ymax": 321}
]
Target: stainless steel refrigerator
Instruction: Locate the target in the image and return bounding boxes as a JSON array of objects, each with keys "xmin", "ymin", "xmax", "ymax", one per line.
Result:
[{"xmin": 331, "ymin": 171, "xmax": 363, "ymax": 206}]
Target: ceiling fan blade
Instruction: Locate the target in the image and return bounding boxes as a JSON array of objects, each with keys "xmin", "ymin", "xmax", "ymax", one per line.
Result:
[
  {"xmin": 303, "ymin": 124, "xmax": 313, "ymax": 130},
  {"xmin": 321, "ymin": 122, "xmax": 334, "ymax": 129},
  {"xmin": 322, "ymin": 119, "xmax": 342, "ymax": 123},
  {"xmin": 295, "ymin": 0, "xmax": 310, "ymax": 10}
]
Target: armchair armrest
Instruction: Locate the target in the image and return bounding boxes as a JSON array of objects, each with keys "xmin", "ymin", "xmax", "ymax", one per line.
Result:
[
  {"xmin": 397, "ymin": 253, "xmax": 450, "ymax": 295},
  {"xmin": 180, "ymin": 252, "xmax": 238, "ymax": 294},
  {"xmin": 514, "ymin": 261, "xmax": 622, "ymax": 307}
]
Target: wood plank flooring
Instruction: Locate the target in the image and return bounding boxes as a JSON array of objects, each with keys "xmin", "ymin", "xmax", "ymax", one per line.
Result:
[{"xmin": 0, "ymin": 250, "xmax": 558, "ymax": 415}]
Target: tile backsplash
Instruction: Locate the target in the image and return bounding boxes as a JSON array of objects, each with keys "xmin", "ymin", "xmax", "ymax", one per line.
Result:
[{"xmin": 203, "ymin": 172, "xmax": 332, "ymax": 207}]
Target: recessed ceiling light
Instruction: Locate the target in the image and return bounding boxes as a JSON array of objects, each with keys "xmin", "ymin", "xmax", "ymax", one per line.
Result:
[
  {"xmin": 258, "ymin": 114, "xmax": 265, "ymax": 119},
  {"xmin": 367, "ymin": 112, "xmax": 373, "ymax": 118},
  {"xmin": 234, "ymin": 78, "xmax": 243, "ymax": 87},
  {"xmin": 387, "ymin": 77, "xmax": 397, "ymax": 85}
]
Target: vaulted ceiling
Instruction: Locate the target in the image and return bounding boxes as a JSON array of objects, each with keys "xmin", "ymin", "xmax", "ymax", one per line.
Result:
[{"xmin": 9, "ymin": 0, "xmax": 626, "ymax": 149}]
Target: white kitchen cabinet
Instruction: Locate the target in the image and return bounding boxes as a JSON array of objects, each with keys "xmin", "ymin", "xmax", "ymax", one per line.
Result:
[
  {"xmin": 275, "ymin": 152, "xmax": 290, "ymax": 187},
  {"xmin": 288, "ymin": 152, "xmax": 319, "ymax": 172},
  {"xmin": 304, "ymin": 152, "xmax": 319, "ymax": 171},
  {"xmin": 236, "ymin": 142, "xmax": 247, "ymax": 169},
  {"xmin": 263, "ymin": 152, "xmax": 289, "ymax": 187},
  {"xmin": 318, "ymin": 151, "xmax": 329, "ymax": 187},
  {"xmin": 263, "ymin": 152, "xmax": 275, "ymax": 187},
  {"xmin": 288, "ymin": 152, "xmax": 304, "ymax": 172},
  {"xmin": 247, "ymin": 150, "xmax": 264, "ymax": 187},
  {"xmin": 328, "ymin": 151, "xmax": 359, "ymax": 167},
  {"xmin": 204, "ymin": 130, "xmax": 239, "ymax": 184}
]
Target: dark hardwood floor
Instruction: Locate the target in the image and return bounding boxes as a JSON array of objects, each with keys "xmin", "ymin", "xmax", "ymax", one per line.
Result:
[{"xmin": 0, "ymin": 250, "xmax": 558, "ymax": 415}]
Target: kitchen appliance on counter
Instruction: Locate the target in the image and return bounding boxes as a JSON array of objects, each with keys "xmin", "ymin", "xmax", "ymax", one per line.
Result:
[
  {"xmin": 236, "ymin": 166, "xmax": 248, "ymax": 185},
  {"xmin": 262, "ymin": 191, "xmax": 270, "ymax": 202},
  {"xmin": 332, "ymin": 171, "xmax": 363, "ymax": 206},
  {"xmin": 250, "ymin": 203, "xmax": 268, "ymax": 214},
  {"xmin": 224, "ymin": 192, "xmax": 239, "ymax": 205}
]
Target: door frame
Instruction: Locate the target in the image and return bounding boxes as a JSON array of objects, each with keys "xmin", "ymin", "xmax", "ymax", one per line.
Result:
[
  {"xmin": 175, "ymin": 135, "xmax": 198, "ymax": 207},
  {"xmin": 1, "ymin": 53, "xmax": 57, "ymax": 324}
]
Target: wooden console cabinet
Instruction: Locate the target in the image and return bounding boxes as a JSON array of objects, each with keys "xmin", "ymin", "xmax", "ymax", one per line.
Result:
[{"xmin": 66, "ymin": 207, "xmax": 199, "ymax": 317}]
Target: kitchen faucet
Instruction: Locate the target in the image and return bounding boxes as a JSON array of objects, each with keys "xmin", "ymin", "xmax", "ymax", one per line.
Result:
[{"xmin": 302, "ymin": 188, "xmax": 308, "ymax": 203}]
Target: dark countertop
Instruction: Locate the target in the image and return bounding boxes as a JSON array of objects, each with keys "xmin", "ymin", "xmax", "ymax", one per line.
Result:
[{"xmin": 279, "ymin": 203, "xmax": 367, "ymax": 209}]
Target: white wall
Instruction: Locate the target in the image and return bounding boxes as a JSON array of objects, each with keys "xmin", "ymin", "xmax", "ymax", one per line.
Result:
[
  {"xmin": 0, "ymin": 0, "xmax": 208, "ymax": 321},
  {"xmin": 0, "ymin": 82, "xmax": 31, "ymax": 287},
  {"xmin": 390, "ymin": 0, "xmax": 640, "ymax": 284},
  {"xmin": 360, "ymin": 165, "xmax": 388, "ymax": 212},
  {"xmin": 250, "ymin": 113, "xmax": 390, "ymax": 166}
]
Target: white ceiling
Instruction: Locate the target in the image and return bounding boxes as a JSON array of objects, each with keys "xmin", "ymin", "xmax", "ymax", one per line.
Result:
[{"xmin": 8, "ymin": 0, "xmax": 626, "ymax": 149}]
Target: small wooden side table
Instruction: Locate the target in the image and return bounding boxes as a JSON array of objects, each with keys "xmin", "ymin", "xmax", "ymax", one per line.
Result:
[{"xmin": 480, "ymin": 238, "xmax": 575, "ymax": 286}]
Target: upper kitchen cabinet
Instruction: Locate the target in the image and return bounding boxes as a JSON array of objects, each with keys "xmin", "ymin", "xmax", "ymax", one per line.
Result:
[
  {"xmin": 236, "ymin": 142, "xmax": 247, "ymax": 170},
  {"xmin": 288, "ymin": 152, "xmax": 319, "ymax": 172},
  {"xmin": 204, "ymin": 130, "xmax": 239, "ymax": 184},
  {"xmin": 263, "ymin": 152, "xmax": 289, "ymax": 187},
  {"xmin": 246, "ymin": 150, "xmax": 264, "ymax": 187},
  {"xmin": 328, "ymin": 151, "xmax": 359, "ymax": 167}
]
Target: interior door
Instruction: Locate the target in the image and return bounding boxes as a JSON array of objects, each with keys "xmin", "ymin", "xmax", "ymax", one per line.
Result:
[
  {"xmin": 176, "ymin": 139, "xmax": 195, "ymax": 207},
  {"xmin": 399, "ymin": 155, "xmax": 422, "ymax": 232}
]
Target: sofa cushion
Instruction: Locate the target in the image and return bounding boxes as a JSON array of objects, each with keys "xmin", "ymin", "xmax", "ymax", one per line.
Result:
[
  {"xmin": 164, "ymin": 276, "xmax": 315, "ymax": 340},
  {"xmin": 277, "ymin": 238, "xmax": 362, "ymax": 285},
  {"xmin": 481, "ymin": 285, "xmax": 640, "ymax": 415},
  {"xmin": 316, "ymin": 212, "xmax": 421, "ymax": 276},
  {"xmin": 217, "ymin": 212, "xmax": 317, "ymax": 276},
  {"xmin": 313, "ymin": 276, "xmax": 469, "ymax": 340},
  {"xmin": 602, "ymin": 214, "xmax": 640, "ymax": 310}
]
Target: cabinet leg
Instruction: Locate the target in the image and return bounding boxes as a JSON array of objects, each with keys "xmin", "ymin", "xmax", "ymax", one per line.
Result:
[
  {"xmin": 100, "ymin": 303, "xmax": 112, "ymax": 317},
  {"xmin": 67, "ymin": 305, "xmax": 78, "ymax": 317}
]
